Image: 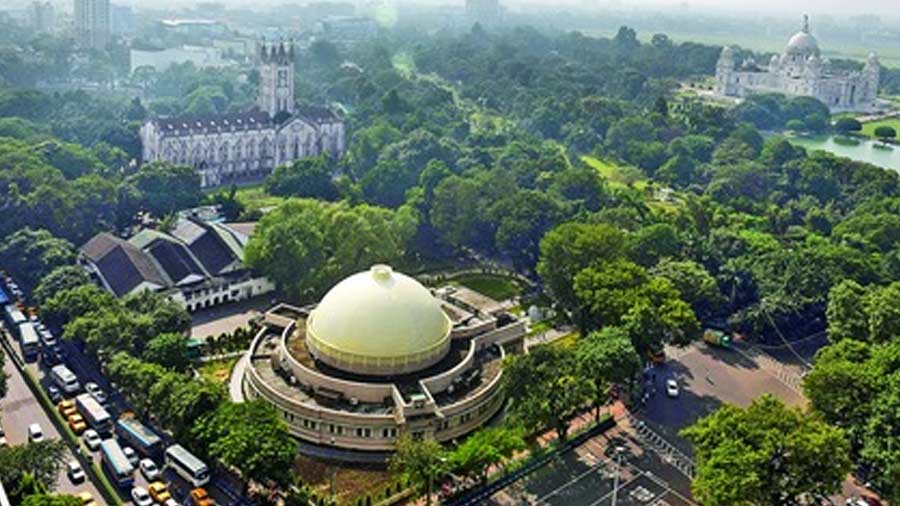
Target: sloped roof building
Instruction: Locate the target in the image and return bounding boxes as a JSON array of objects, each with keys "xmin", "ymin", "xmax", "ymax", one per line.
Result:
[{"xmin": 79, "ymin": 218, "xmax": 274, "ymax": 311}]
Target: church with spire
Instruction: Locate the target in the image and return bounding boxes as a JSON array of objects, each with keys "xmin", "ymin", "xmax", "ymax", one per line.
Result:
[
  {"xmin": 715, "ymin": 15, "xmax": 880, "ymax": 112},
  {"xmin": 140, "ymin": 40, "xmax": 346, "ymax": 188}
]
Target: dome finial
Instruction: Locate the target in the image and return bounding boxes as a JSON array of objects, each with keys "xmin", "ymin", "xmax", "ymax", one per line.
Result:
[
  {"xmin": 371, "ymin": 264, "xmax": 393, "ymax": 281},
  {"xmin": 802, "ymin": 14, "xmax": 810, "ymax": 34}
]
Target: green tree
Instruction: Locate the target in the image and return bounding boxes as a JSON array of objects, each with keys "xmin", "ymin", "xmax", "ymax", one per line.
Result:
[
  {"xmin": 126, "ymin": 161, "xmax": 202, "ymax": 217},
  {"xmin": 447, "ymin": 426, "xmax": 525, "ymax": 482},
  {"xmin": 41, "ymin": 284, "xmax": 117, "ymax": 328},
  {"xmin": 681, "ymin": 395, "xmax": 851, "ymax": 506},
  {"xmin": 874, "ymin": 125, "xmax": 898, "ymax": 143},
  {"xmin": 266, "ymin": 155, "xmax": 338, "ymax": 201},
  {"xmin": 32, "ymin": 265, "xmax": 91, "ymax": 304},
  {"xmin": 651, "ymin": 259, "xmax": 725, "ymax": 320},
  {"xmin": 192, "ymin": 401, "xmax": 297, "ymax": 489},
  {"xmin": 0, "ymin": 228, "xmax": 75, "ymax": 290},
  {"xmin": 802, "ymin": 339, "xmax": 875, "ymax": 446},
  {"xmin": 389, "ymin": 436, "xmax": 447, "ymax": 505},
  {"xmin": 629, "ymin": 223, "xmax": 682, "ymax": 267},
  {"xmin": 575, "ymin": 327, "xmax": 640, "ymax": 419},
  {"xmin": 21, "ymin": 494, "xmax": 82, "ymax": 506},
  {"xmin": 0, "ymin": 440, "xmax": 67, "ymax": 492},
  {"xmin": 245, "ymin": 199, "xmax": 418, "ymax": 299},
  {"xmin": 502, "ymin": 345, "xmax": 591, "ymax": 439},
  {"xmin": 537, "ymin": 223, "xmax": 629, "ymax": 313},
  {"xmin": 142, "ymin": 333, "xmax": 192, "ymax": 372},
  {"xmin": 833, "ymin": 117, "xmax": 862, "ymax": 135},
  {"xmin": 825, "ymin": 280, "xmax": 870, "ymax": 342}
]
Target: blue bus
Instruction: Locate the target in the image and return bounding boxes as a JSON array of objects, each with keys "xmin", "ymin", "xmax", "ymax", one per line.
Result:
[
  {"xmin": 116, "ymin": 416, "xmax": 162, "ymax": 458},
  {"xmin": 100, "ymin": 439, "xmax": 134, "ymax": 488}
]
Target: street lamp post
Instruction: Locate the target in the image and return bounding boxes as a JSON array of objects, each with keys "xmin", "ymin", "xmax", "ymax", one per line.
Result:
[{"xmin": 610, "ymin": 446, "xmax": 627, "ymax": 506}]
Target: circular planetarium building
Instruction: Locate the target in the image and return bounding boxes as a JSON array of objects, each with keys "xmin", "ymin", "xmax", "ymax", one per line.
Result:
[{"xmin": 242, "ymin": 265, "xmax": 526, "ymax": 454}]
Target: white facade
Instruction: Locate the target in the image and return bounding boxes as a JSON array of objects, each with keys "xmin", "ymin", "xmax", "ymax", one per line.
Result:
[
  {"xmin": 715, "ymin": 16, "xmax": 880, "ymax": 112},
  {"xmin": 139, "ymin": 41, "xmax": 346, "ymax": 189},
  {"xmin": 74, "ymin": 0, "xmax": 110, "ymax": 50}
]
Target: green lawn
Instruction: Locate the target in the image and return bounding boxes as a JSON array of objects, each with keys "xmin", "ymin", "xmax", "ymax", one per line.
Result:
[
  {"xmin": 198, "ymin": 356, "xmax": 239, "ymax": 388},
  {"xmin": 861, "ymin": 117, "xmax": 900, "ymax": 139},
  {"xmin": 234, "ymin": 185, "xmax": 286, "ymax": 213},
  {"xmin": 581, "ymin": 155, "xmax": 647, "ymax": 190},
  {"xmin": 452, "ymin": 273, "xmax": 522, "ymax": 301}
]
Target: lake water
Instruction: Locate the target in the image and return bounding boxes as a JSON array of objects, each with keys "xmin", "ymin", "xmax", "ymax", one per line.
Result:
[{"xmin": 786, "ymin": 135, "xmax": 900, "ymax": 172}]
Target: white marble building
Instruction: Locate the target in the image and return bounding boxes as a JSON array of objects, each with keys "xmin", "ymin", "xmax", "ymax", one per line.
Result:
[
  {"xmin": 715, "ymin": 16, "xmax": 880, "ymax": 112},
  {"xmin": 140, "ymin": 41, "xmax": 346, "ymax": 188}
]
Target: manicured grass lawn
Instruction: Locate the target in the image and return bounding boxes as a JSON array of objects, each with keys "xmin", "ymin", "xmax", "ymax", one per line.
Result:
[
  {"xmin": 198, "ymin": 356, "xmax": 239, "ymax": 387},
  {"xmin": 234, "ymin": 185, "xmax": 286, "ymax": 212},
  {"xmin": 295, "ymin": 455, "xmax": 398, "ymax": 506},
  {"xmin": 581, "ymin": 155, "xmax": 647, "ymax": 190},
  {"xmin": 861, "ymin": 117, "xmax": 900, "ymax": 139},
  {"xmin": 452, "ymin": 273, "xmax": 522, "ymax": 301}
]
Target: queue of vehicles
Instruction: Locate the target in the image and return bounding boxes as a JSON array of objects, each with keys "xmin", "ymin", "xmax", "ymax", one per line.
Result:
[{"xmin": 2, "ymin": 272, "xmax": 214, "ymax": 506}]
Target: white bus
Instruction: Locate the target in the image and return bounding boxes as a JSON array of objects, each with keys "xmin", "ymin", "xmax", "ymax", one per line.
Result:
[
  {"xmin": 164, "ymin": 444, "xmax": 210, "ymax": 487},
  {"xmin": 18, "ymin": 322, "xmax": 39, "ymax": 360},
  {"xmin": 50, "ymin": 364, "xmax": 80, "ymax": 395},
  {"xmin": 75, "ymin": 393, "xmax": 112, "ymax": 435}
]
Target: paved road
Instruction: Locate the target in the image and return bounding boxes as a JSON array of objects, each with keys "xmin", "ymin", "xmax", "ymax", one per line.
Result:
[{"xmin": 1, "ymin": 340, "xmax": 106, "ymax": 503}]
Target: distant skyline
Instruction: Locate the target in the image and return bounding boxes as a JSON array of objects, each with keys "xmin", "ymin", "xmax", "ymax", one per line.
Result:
[{"xmin": 6, "ymin": 0, "xmax": 898, "ymax": 23}]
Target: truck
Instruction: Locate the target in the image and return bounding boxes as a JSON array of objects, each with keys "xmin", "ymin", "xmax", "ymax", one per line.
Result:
[
  {"xmin": 703, "ymin": 328, "xmax": 731, "ymax": 348},
  {"xmin": 75, "ymin": 393, "xmax": 112, "ymax": 435}
]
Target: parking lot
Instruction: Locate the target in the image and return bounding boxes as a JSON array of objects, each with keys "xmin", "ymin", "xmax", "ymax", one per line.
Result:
[{"xmin": 488, "ymin": 424, "xmax": 697, "ymax": 506}]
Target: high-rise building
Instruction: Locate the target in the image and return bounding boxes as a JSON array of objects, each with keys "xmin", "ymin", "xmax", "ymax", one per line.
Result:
[
  {"xmin": 30, "ymin": 1, "xmax": 55, "ymax": 34},
  {"xmin": 74, "ymin": 0, "xmax": 110, "ymax": 50},
  {"xmin": 110, "ymin": 4, "xmax": 134, "ymax": 36}
]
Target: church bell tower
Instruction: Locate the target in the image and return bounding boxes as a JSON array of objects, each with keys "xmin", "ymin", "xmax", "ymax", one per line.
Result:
[{"xmin": 257, "ymin": 40, "xmax": 295, "ymax": 119}]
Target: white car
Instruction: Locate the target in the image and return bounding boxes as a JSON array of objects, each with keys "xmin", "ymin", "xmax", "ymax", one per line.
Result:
[
  {"xmin": 665, "ymin": 379, "xmax": 680, "ymax": 398},
  {"xmin": 83, "ymin": 429, "xmax": 102, "ymax": 451},
  {"xmin": 84, "ymin": 382, "xmax": 108, "ymax": 405},
  {"xmin": 163, "ymin": 499, "xmax": 181, "ymax": 506},
  {"xmin": 27, "ymin": 423, "xmax": 44, "ymax": 443},
  {"xmin": 131, "ymin": 486, "xmax": 154, "ymax": 506},
  {"xmin": 67, "ymin": 460, "xmax": 85, "ymax": 483},
  {"xmin": 139, "ymin": 458, "xmax": 161, "ymax": 481},
  {"xmin": 122, "ymin": 446, "xmax": 138, "ymax": 467}
]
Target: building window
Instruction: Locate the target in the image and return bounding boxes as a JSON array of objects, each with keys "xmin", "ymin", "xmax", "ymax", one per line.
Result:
[
  {"xmin": 382, "ymin": 427, "xmax": 397, "ymax": 438},
  {"xmin": 355, "ymin": 428, "xmax": 371, "ymax": 438}
]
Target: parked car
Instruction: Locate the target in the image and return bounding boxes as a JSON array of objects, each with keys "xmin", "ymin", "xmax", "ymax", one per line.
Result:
[
  {"xmin": 58, "ymin": 399, "xmax": 77, "ymax": 418},
  {"xmin": 665, "ymin": 379, "xmax": 680, "ymax": 398},
  {"xmin": 84, "ymin": 382, "xmax": 107, "ymax": 405},
  {"xmin": 77, "ymin": 492, "xmax": 97, "ymax": 506},
  {"xmin": 148, "ymin": 481, "xmax": 172, "ymax": 503},
  {"xmin": 47, "ymin": 385, "xmax": 62, "ymax": 403},
  {"xmin": 28, "ymin": 423, "xmax": 44, "ymax": 443},
  {"xmin": 190, "ymin": 488, "xmax": 213, "ymax": 506},
  {"xmin": 139, "ymin": 458, "xmax": 161, "ymax": 481},
  {"xmin": 122, "ymin": 445, "xmax": 138, "ymax": 467},
  {"xmin": 67, "ymin": 460, "xmax": 85, "ymax": 483},
  {"xmin": 131, "ymin": 486, "xmax": 154, "ymax": 506},
  {"xmin": 41, "ymin": 347, "xmax": 62, "ymax": 367},
  {"xmin": 83, "ymin": 429, "xmax": 101, "ymax": 451},
  {"xmin": 68, "ymin": 414, "xmax": 87, "ymax": 434}
]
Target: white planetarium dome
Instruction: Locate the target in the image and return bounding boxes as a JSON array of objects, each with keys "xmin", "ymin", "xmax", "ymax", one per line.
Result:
[{"xmin": 305, "ymin": 265, "xmax": 452, "ymax": 376}]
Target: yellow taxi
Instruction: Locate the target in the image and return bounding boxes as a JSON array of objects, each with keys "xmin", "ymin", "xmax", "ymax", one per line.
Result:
[
  {"xmin": 58, "ymin": 399, "xmax": 77, "ymax": 418},
  {"xmin": 67, "ymin": 413, "xmax": 87, "ymax": 434},
  {"xmin": 148, "ymin": 481, "xmax": 172, "ymax": 503}
]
